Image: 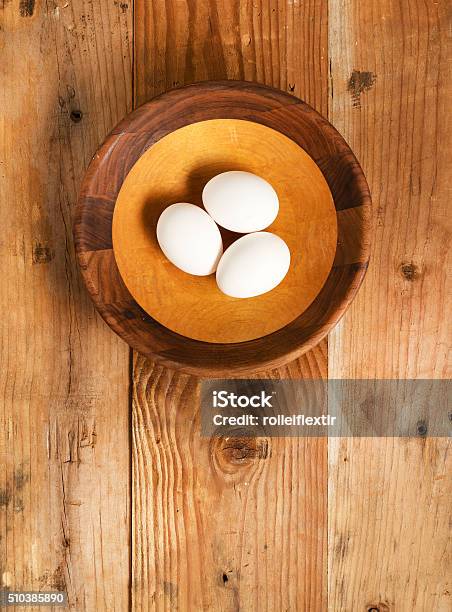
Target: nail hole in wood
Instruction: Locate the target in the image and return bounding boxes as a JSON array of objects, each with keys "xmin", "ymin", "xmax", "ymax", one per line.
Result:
[
  {"xmin": 70, "ymin": 110, "xmax": 83, "ymax": 123},
  {"xmin": 222, "ymin": 573, "xmax": 228, "ymax": 584},
  {"xmin": 416, "ymin": 420, "xmax": 428, "ymax": 436}
]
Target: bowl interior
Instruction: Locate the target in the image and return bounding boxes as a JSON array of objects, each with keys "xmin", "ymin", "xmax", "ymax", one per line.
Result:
[{"xmin": 112, "ymin": 119, "xmax": 337, "ymax": 343}]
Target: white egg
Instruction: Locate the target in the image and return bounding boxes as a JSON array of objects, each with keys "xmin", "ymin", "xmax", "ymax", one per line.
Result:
[
  {"xmin": 202, "ymin": 171, "xmax": 279, "ymax": 233},
  {"xmin": 156, "ymin": 203, "xmax": 223, "ymax": 275},
  {"xmin": 216, "ymin": 232, "xmax": 290, "ymax": 298}
]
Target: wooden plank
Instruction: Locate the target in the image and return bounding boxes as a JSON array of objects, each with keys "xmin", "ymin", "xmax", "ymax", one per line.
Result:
[
  {"xmin": 133, "ymin": 1, "xmax": 329, "ymax": 609},
  {"xmin": 0, "ymin": 2, "xmax": 132, "ymax": 610},
  {"xmin": 132, "ymin": 356, "xmax": 328, "ymax": 612},
  {"xmin": 134, "ymin": 0, "xmax": 328, "ymax": 115},
  {"xmin": 328, "ymin": 0, "xmax": 451, "ymax": 610}
]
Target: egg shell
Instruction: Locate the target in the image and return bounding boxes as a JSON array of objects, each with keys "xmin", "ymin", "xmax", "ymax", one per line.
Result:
[
  {"xmin": 156, "ymin": 203, "xmax": 223, "ymax": 276},
  {"xmin": 216, "ymin": 232, "xmax": 291, "ymax": 298},
  {"xmin": 202, "ymin": 171, "xmax": 279, "ymax": 233}
]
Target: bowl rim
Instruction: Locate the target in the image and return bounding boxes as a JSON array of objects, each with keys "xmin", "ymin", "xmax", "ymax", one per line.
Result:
[{"xmin": 74, "ymin": 80, "xmax": 372, "ymax": 376}]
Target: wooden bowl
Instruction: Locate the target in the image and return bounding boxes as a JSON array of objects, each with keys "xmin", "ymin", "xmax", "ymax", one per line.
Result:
[{"xmin": 74, "ymin": 81, "xmax": 371, "ymax": 376}]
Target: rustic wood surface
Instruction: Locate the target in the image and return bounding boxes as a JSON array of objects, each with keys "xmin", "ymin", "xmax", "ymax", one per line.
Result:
[
  {"xmin": 75, "ymin": 81, "xmax": 371, "ymax": 374},
  {"xmin": 0, "ymin": 1, "xmax": 132, "ymax": 611},
  {"xmin": 328, "ymin": 0, "xmax": 451, "ymax": 610},
  {"xmin": 1, "ymin": 1, "xmax": 450, "ymax": 612}
]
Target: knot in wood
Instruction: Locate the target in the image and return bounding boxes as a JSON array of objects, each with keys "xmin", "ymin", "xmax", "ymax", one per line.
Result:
[
  {"xmin": 213, "ymin": 436, "xmax": 269, "ymax": 473},
  {"xmin": 367, "ymin": 603, "xmax": 390, "ymax": 612},
  {"xmin": 400, "ymin": 262, "xmax": 420, "ymax": 281},
  {"xmin": 221, "ymin": 439, "xmax": 258, "ymax": 464}
]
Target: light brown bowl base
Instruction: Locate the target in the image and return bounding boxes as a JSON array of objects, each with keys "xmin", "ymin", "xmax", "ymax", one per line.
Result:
[{"xmin": 112, "ymin": 119, "xmax": 337, "ymax": 344}]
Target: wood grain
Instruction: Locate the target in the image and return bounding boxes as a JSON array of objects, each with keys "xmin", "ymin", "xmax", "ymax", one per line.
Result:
[
  {"xmin": 0, "ymin": 2, "xmax": 132, "ymax": 610},
  {"xmin": 133, "ymin": 355, "xmax": 328, "ymax": 612},
  {"xmin": 132, "ymin": 1, "xmax": 330, "ymax": 610},
  {"xmin": 75, "ymin": 81, "xmax": 371, "ymax": 375},
  {"xmin": 134, "ymin": 0, "xmax": 328, "ymax": 116},
  {"xmin": 328, "ymin": 0, "xmax": 451, "ymax": 610},
  {"xmin": 4, "ymin": 1, "xmax": 448, "ymax": 610}
]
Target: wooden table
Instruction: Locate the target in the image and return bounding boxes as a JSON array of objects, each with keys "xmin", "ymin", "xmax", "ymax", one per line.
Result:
[{"xmin": 1, "ymin": 1, "xmax": 450, "ymax": 610}]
